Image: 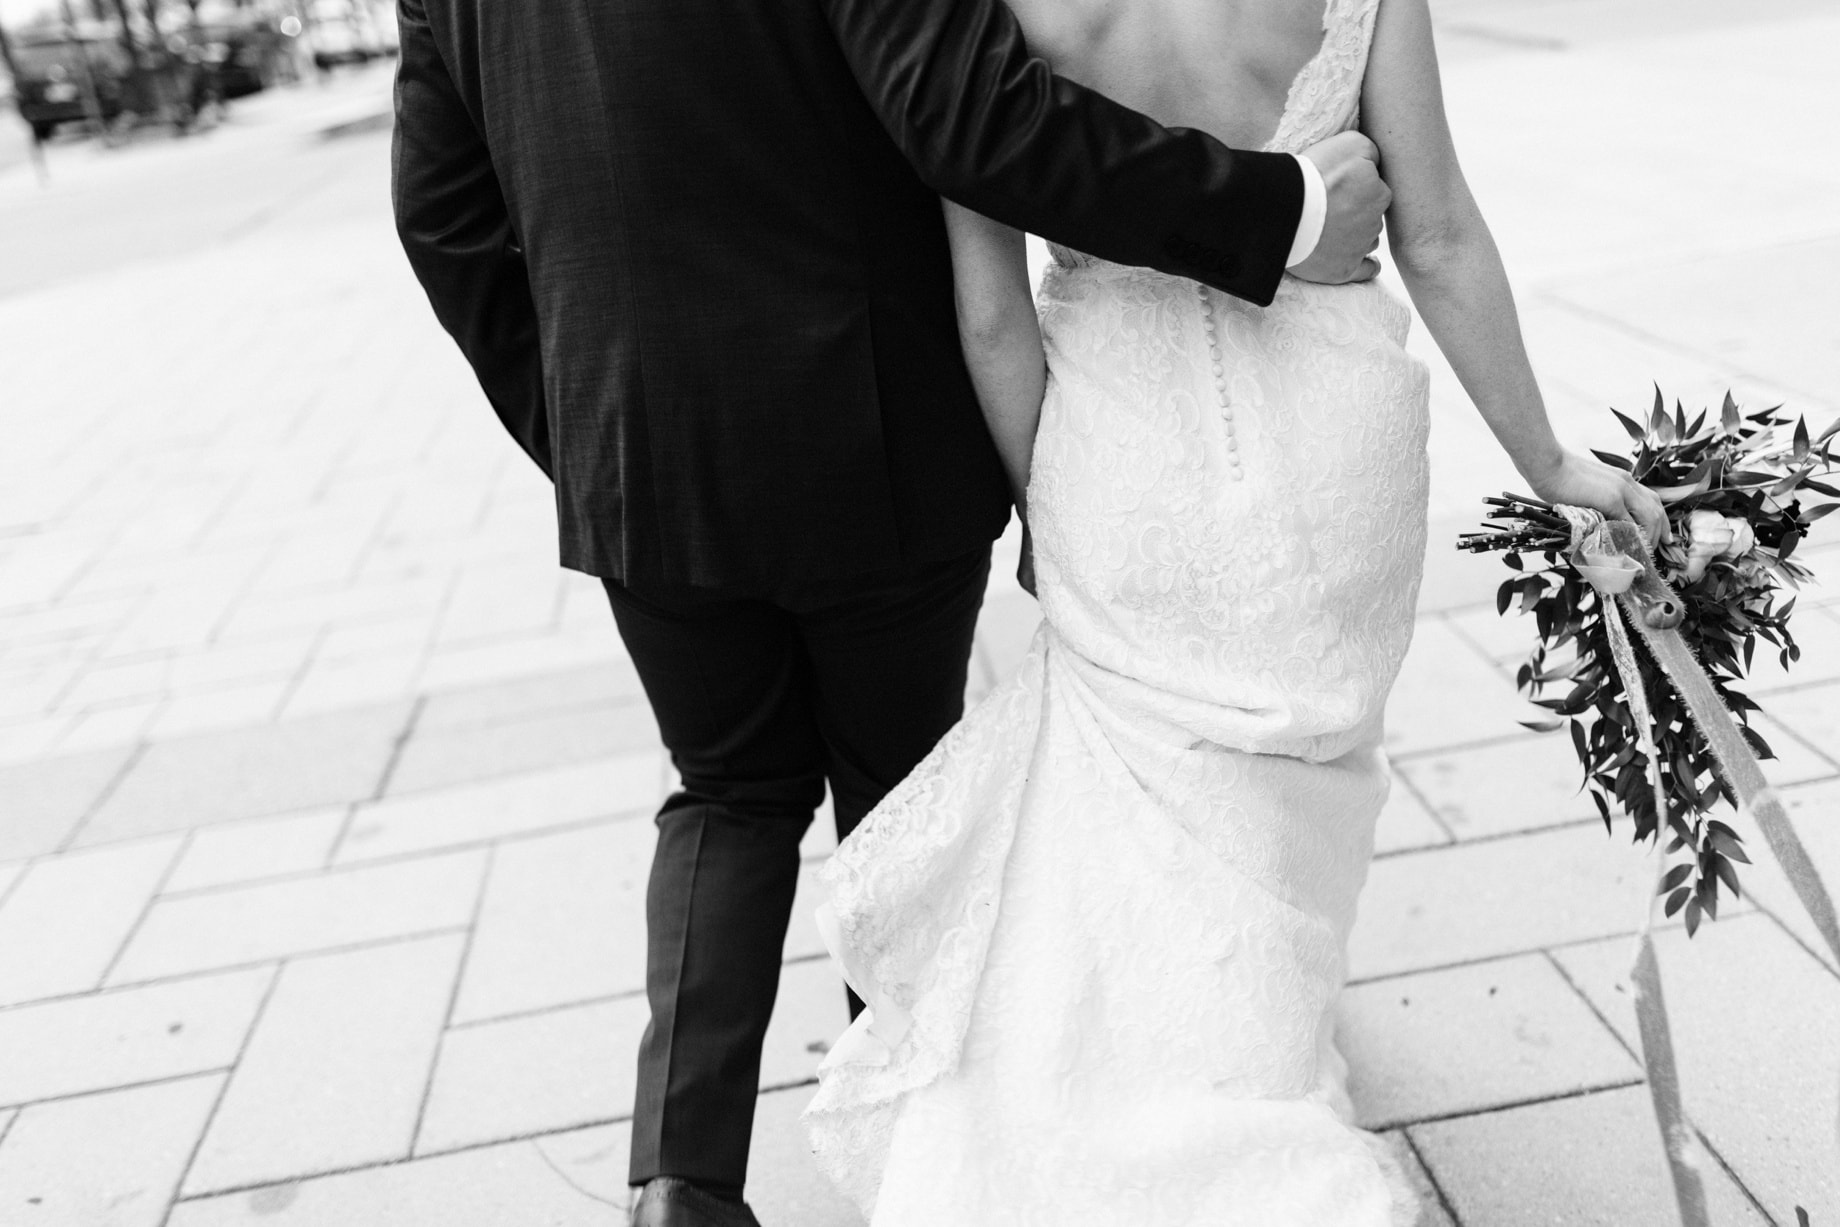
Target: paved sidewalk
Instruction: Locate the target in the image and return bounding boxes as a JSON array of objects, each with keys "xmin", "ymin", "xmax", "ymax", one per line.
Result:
[{"xmin": 0, "ymin": 4, "xmax": 1836, "ymax": 1224}]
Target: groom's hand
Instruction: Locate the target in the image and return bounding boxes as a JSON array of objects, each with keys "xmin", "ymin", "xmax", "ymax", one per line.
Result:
[{"xmin": 1290, "ymin": 133, "xmax": 1391, "ymax": 285}]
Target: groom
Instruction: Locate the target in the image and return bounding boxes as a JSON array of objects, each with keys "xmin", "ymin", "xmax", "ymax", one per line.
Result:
[{"xmin": 392, "ymin": 0, "xmax": 1389, "ymax": 1223}]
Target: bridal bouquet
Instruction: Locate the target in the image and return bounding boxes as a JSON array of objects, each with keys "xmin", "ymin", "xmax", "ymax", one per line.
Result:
[
  {"xmin": 1462, "ymin": 392, "xmax": 1840, "ymax": 1226},
  {"xmin": 1460, "ymin": 391, "xmax": 1840, "ymax": 931}
]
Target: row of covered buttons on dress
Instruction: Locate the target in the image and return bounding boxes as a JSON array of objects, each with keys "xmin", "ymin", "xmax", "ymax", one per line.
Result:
[{"xmin": 1197, "ymin": 284, "xmax": 1244, "ymax": 481}]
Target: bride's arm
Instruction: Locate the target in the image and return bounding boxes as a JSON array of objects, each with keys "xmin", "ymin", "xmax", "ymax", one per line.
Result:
[
  {"xmin": 941, "ymin": 202, "xmax": 1047, "ymax": 521},
  {"xmin": 1361, "ymin": 0, "xmax": 1669, "ymax": 542}
]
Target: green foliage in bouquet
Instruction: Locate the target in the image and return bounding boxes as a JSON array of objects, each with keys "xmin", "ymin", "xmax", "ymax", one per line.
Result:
[{"xmin": 1461, "ymin": 391, "xmax": 1840, "ymax": 934}]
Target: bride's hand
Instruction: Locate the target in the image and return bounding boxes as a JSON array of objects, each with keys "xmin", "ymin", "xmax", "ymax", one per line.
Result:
[{"xmin": 1524, "ymin": 447, "xmax": 1672, "ymax": 547}]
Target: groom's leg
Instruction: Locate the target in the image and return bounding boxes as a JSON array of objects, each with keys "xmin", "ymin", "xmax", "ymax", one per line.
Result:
[
  {"xmin": 797, "ymin": 546, "xmax": 993, "ymax": 839},
  {"xmin": 602, "ymin": 579, "xmax": 826, "ymax": 1193}
]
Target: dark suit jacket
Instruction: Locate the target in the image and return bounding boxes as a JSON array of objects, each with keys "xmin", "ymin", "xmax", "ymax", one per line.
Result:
[{"xmin": 392, "ymin": 0, "xmax": 1304, "ymax": 600}]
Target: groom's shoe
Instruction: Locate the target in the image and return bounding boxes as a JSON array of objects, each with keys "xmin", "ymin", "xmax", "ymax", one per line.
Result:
[{"xmin": 630, "ymin": 1178, "xmax": 764, "ymax": 1227}]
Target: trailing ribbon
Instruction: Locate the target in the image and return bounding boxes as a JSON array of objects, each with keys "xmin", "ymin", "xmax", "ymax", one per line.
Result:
[{"xmin": 1559, "ymin": 507, "xmax": 1840, "ymax": 1227}]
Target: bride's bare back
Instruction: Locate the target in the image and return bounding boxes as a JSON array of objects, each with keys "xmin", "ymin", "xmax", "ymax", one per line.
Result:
[{"xmin": 1006, "ymin": 0, "xmax": 1328, "ymax": 151}]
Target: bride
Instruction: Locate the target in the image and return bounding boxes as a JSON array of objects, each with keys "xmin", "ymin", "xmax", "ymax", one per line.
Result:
[{"xmin": 805, "ymin": 0, "xmax": 1669, "ymax": 1221}]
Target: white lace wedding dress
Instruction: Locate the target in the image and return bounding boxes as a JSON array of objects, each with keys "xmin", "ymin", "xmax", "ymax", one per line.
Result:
[{"xmin": 806, "ymin": 0, "xmax": 1429, "ymax": 1221}]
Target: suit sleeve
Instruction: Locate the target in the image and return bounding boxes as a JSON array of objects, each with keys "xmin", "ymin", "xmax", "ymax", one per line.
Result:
[
  {"xmin": 390, "ymin": 0, "xmax": 553, "ymax": 478},
  {"xmin": 817, "ymin": 0, "xmax": 1303, "ymax": 305}
]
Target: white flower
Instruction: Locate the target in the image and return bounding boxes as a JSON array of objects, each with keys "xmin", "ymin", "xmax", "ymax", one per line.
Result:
[
  {"xmin": 1682, "ymin": 509, "xmax": 1733, "ymax": 582},
  {"xmin": 1722, "ymin": 515, "xmax": 1756, "ymax": 559}
]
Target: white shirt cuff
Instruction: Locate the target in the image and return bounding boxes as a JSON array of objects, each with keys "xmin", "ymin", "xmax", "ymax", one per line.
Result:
[{"xmin": 1285, "ymin": 154, "xmax": 1327, "ymax": 269}]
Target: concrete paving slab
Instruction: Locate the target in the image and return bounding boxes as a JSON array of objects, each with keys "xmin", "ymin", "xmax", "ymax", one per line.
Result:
[
  {"xmin": 148, "ymin": 679, "xmax": 295, "ymax": 742},
  {"xmin": 785, "ymin": 861, "xmax": 832, "ymax": 963},
  {"xmin": 1550, "ymin": 236, "xmax": 1840, "ymax": 410},
  {"xmin": 746, "ymin": 1085, "xmax": 863, "ymax": 1227},
  {"xmin": 78, "ymin": 703, "xmax": 413, "ymax": 847},
  {"xmin": 415, "ymin": 662, "xmax": 648, "ymax": 732},
  {"xmin": 1742, "ymin": 605, "xmax": 1840, "ymax": 696},
  {"xmin": 164, "ymin": 808, "xmax": 348, "ymax": 895},
  {"xmin": 386, "ymin": 701, "xmax": 661, "ymax": 797},
  {"xmin": 1756, "ymin": 679, "xmax": 1840, "ymax": 766},
  {"xmin": 0, "ymin": 836, "xmax": 182, "ymax": 1007},
  {"xmin": 1399, "ymin": 735, "xmax": 1596, "ymax": 842},
  {"xmin": 1373, "ymin": 781, "xmax": 1452, "ymax": 857},
  {"xmin": 1383, "ymin": 619, "xmax": 1531, "ymax": 757},
  {"xmin": 1341, "ymin": 953, "xmax": 1639, "ymax": 1130},
  {"xmin": 0, "ymin": 746, "xmax": 137, "ymax": 861},
  {"xmin": 1740, "ymin": 779, "xmax": 1840, "ymax": 973},
  {"xmin": 168, "ymin": 1121, "xmax": 623, "ymax": 1227},
  {"xmin": 336, "ymin": 757, "xmax": 662, "ymax": 864},
  {"xmin": 1747, "ymin": 712, "xmax": 1840, "ymax": 787},
  {"xmin": 1445, "ymin": 602, "xmax": 1538, "ymax": 665},
  {"xmin": 761, "ymin": 960, "xmax": 851, "ymax": 1092},
  {"xmin": 1349, "ymin": 823, "xmax": 1655, "ymax": 981},
  {"xmin": 1551, "ymin": 914, "xmax": 1840, "ymax": 1223},
  {"xmin": 1378, "ymin": 1131, "xmax": 1457, "ymax": 1227},
  {"xmin": 185, "ymin": 935, "xmax": 465, "ymax": 1196},
  {"xmin": 279, "ymin": 652, "xmax": 425, "ymax": 722},
  {"xmin": 109, "ymin": 850, "xmax": 485, "ymax": 986},
  {"xmin": 0, "ymin": 1073, "xmax": 225, "ymax": 1227},
  {"xmin": 1411, "ymin": 1084, "xmax": 1771, "ymax": 1227},
  {"xmin": 417, "ymin": 627, "xmax": 627, "ymax": 694},
  {"xmin": 451, "ymin": 822, "xmax": 649, "ymax": 1024},
  {"xmin": 0, "ymin": 967, "xmax": 271, "ymax": 1108},
  {"xmin": 416, "ymin": 995, "xmax": 644, "ymax": 1156}
]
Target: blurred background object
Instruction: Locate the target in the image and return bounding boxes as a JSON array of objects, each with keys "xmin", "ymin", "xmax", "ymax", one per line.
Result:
[{"xmin": 0, "ymin": 0, "xmax": 390, "ymax": 151}]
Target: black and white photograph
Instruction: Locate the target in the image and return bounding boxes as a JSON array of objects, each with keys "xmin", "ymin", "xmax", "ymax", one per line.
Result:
[{"xmin": 0, "ymin": 0, "xmax": 1835, "ymax": 1222}]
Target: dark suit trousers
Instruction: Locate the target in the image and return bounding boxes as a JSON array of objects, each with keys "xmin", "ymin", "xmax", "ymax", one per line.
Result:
[{"xmin": 602, "ymin": 546, "xmax": 992, "ymax": 1189}]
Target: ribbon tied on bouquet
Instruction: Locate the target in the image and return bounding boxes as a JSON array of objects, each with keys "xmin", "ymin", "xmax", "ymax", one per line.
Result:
[{"xmin": 1556, "ymin": 504, "xmax": 1840, "ymax": 1227}]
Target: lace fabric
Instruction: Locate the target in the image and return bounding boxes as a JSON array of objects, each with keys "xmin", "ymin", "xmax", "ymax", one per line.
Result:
[{"xmin": 807, "ymin": 0, "xmax": 1430, "ymax": 1220}]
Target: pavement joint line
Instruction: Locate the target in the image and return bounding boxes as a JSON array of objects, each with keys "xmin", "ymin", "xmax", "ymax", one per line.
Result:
[
  {"xmin": 1695, "ymin": 1124, "xmax": 1781, "ymax": 1227},
  {"xmin": 1384, "ymin": 769, "xmax": 1460, "ymax": 846},
  {"xmin": 1387, "ymin": 729, "xmax": 1545, "ymax": 764},
  {"xmin": 1397, "ymin": 1128, "xmax": 1464, "ymax": 1227},
  {"xmin": 1753, "ymin": 672, "xmax": 1840, "ymax": 703},
  {"xmin": 1369, "ymin": 815, "xmax": 1607, "ymax": 861},
  {"xmin": 409, "ymin": 845, "xmax": 496, "ymax": 1156},
  {"xmin": 86, "ymin": 926, "xmax": 471, "ymax": 1008},
  {"xmin": 55, "ymin": 740, "xmax": 149, "ymax": 854},
  {"xmin": 1345, "ymin": 930, "xmax": 1663, "ymax": 991},
  {"xmin": 267, "ymin": 621, "xmax": 333, "ymax": 725},
  {"xmin": 138, "ymin": 837, "xmax": 489, "ymax": 904},
  {"xmin": 164, "ymin": 964, "xmax": 287, "ymax": 1225},
  {"xmin": 96, "ymin": 835, "xmax": 194, "ymax": 990},
  {"xmin": 183, "ymin": 1107, "xmax": 644, "ymax": 1202},
  {"xmin": 312, "ymin": 802, "xmax": 361, "ymax": 874},
  {"xmin": 1540, "ymin": 948, "xmax": 1643, "ymax": 1067},
  {"xmin": 0, "ymin": 1066, "xmax": 237, "ymax": 1119},
  {"xmin": 1369, "ymin": 766, "xmax": 1840, "ymax": 864},
  {"xmin": 435, "ymin": 954, "xmax": 830, "ymax": 1038},
  {"xmin": 446, "ymin": 984, "xmax": 647, "ymax": 1033},
  {"xmin": 366, "ymin": 693, "xmax": 427, "ymax": 803},
  {"xmin": 1748, "ymin": 898, "xmax": 1840, "ymax": 985},
  {"xmin": 0, "ymin": 959, "xmax": 280, "ymax": 1019},
  {"xmin": 1537, "ymin": 289, "xmax": 1840, "ymax": 417},
  {"xmin": 0, "ymin": 856, "xmax": 30, "ymax": 915},
  {"xmin": 530, "ymin": 1133, "xmax": 628, "ymax": 1210},
  {"xmin": 1389, "ymin": 1077, "xmax": 1647, "ymax": 1135},
  {"xmin": 169, "ymin": 807, "xmax": 654, "ymax": 895},
  {"xmin": 1523, "ymin": 223, "xmax": 1840, "ymax": 337}
]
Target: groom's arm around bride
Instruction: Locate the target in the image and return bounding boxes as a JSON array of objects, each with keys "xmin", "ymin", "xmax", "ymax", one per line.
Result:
[{"xmin": 392, "ymin": 0, "xmax": 1389, "ymax": 494}]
